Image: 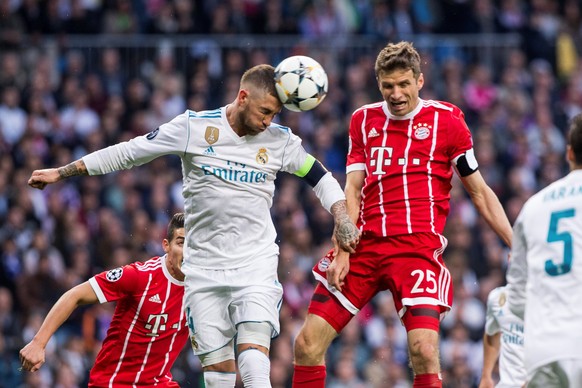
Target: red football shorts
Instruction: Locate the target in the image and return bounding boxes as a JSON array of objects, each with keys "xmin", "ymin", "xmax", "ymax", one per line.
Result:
[{"xmin": 309, "ymin": 232, "xmax": 452, "ymax": 332}]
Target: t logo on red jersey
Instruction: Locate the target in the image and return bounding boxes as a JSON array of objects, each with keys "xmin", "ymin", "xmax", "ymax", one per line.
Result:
[
  {"xmin": 370, "ymin": 146, "xmax": 423, "ymax": 175},
  {"xmin": 145, "ymin": 314, "xmax": 169, "ymax": 337},
  {"xmin": 370, "ymin": 146, "xmax": 393, "ymax": 175}
]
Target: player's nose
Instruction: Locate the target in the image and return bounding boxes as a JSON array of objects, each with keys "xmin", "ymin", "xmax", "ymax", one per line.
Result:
[
  {"xmin": 262, "ymin": 116, "xmax": 272, "ymax": 128},
  {"xmin": 391, "ymin": 85, "xmax": 403, "ymax": 99}
]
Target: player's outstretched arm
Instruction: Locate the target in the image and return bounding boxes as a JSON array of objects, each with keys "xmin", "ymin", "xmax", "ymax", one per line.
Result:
[
  {"xmin": 19, "ymin": 282, "xmax": 98, "ymax": 372},
  {"xmin": 28, "ymin": 159, "xmax": 88, "ymax": 190},
  {"xmin": 461, "ymin": 171, "xmax": 513, "ymax": 247}
]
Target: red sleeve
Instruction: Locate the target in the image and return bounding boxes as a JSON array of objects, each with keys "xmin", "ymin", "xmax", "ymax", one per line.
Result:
[
  {"xmin": 346, "ymin": 109, "xmax": 366, "ymax": 170},
  {"xmin": 446, "ymin": 105, "xmax": 474, "ymax": 160},
  {"xmin": 89, "ymin": 263, "xmax": 140, "ymax": 303}
]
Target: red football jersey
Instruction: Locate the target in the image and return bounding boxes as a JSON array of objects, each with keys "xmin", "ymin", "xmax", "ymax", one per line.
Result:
[
  {"xmin": 347, "ymin": 99, "xmax": 475, "ymax": 237},
  {"xmin": 87, "ymin": 256, "xmax": 188, "ymax": 387}
]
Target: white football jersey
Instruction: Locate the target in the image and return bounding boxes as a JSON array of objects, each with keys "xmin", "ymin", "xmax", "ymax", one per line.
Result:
[
  {"xmin": 507, "ymin": 170, "xmax": 582, "ymax": 374},
  {"xmin": 484, "ymin": 286, "xmax": 526, "ymax": 387},
  {"xmin": 83, "ymin": 108, "xmax": 339, "ymax": 269}
]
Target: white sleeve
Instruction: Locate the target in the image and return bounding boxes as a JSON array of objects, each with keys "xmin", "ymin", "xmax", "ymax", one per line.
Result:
[
  {"xmin": 507, "ymin": 212, "xmax": 528, "ymax": 319},
  {"xmin": 313, "ymin": 172, "xmax": 346, "ymax": 213},
  {"xmin": 88, "ymin": 277, "xmax": 107, "ymax": 304},
  {"xmin": 83, "ymin": 112, "xmax": 188, "ymax": 175},
  {"xmin": 484, "ymin": 288, "xmax": 500, "ymax": 336}
]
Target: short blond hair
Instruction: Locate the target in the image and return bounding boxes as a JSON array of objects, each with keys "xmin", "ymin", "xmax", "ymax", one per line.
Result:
[{"xmin": 375, "ymin": 41, "xmax": 421, "ymax": 79}]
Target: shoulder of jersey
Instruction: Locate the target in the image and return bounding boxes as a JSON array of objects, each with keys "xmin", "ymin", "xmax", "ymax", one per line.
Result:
[
  {"xmin": 187, "ymin": 108, "xmax": 222, "ymax": 120},
  {"xmin": 518, "ymin": 180, "xmax": 560, "ymax": 216},
  {"xmin": 352, "ymin": 101, "xmax": 384, "ymax": 116},
  {"xmin": 266, "ymin": 123, "xmax": 292, "ymax": 136},
  {"xmin": 533, "ymin": 177, "xmax": 567, "ymax": 199},
  {"xmin": 135, "ymin": 257, "xmax": 163, "ymax": 272},
  {"xmin": 422, "ymin": 99, "xmax": 456, "ymax": 112}
]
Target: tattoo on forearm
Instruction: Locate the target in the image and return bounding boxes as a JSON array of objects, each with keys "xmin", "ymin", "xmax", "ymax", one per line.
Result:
[
  {"xmin": 330, "ymin": 201, "xmax": 347, "ymax": 217},
  {"xmin": 58, "ymin": 161, "xmax": 88, "ymax": 179},
  {"xmin": 330, "ymin": 200, "xmax": 359, "ymax": 246}
]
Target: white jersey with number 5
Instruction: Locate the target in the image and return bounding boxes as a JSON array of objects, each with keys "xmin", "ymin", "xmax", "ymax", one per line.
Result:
[
  {"xmin": 507, "ymin": 170, "xmax": 582, "ymax": 374},
  {"xmin": 82, "ymin": 108, "xmax": 340, "ymax": 270}
]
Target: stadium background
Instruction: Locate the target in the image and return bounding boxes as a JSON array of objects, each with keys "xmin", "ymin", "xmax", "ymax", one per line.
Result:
[{"xmin": 1, "ymin": 0, "xmax": 581, "ymax": 387}]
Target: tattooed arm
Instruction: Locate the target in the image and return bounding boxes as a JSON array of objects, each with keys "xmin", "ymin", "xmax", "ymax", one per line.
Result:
[
  {"xmin": 28, "ymin": 159, "xmax": 88, "ymax": 190},
  {"xmin": 330, "ymin": 200, "xmax": 360, "ymax": 253},
  {"xmin": 326, "ymin": 170, "xmax": 364, "ymax": 291}
]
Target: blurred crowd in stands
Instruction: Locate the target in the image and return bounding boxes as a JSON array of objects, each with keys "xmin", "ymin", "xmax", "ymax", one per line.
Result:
[{"xmin": 1, "ymin": 0, "xmax": 582, "ymax": 387}]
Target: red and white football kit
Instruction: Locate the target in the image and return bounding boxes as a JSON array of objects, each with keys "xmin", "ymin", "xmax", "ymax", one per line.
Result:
[
  {"xmin": 311, "ymin": 99, "xmax": 477, "ymax": 331},
  {"xmin": 87, "ymin": 256, "xmax": 188, "ymax": 387}
]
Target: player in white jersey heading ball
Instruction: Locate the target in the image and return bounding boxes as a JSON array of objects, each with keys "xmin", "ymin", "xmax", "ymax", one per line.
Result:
[
  {"xmin": 507, "ymin": 113, "xmax": 582, "ymax": 387},
  {"xmin": 479, "ymin": 286, "xmax": 526, "ymax": 388},
  {"xmin": 27, "ymin": 64, "xmax": 360, "ymax": 387}
]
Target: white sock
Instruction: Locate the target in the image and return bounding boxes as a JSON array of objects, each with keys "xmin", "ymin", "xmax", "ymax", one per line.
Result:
[
  {"xmin": 238, "ymin": 349, "xmax": 271, "ymax": 387},
  {"xmin": 203, "ymin": 371, "xmax": 236, "ymax": 387}
]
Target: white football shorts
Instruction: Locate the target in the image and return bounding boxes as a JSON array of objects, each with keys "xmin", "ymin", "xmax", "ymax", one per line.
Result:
[{"xmin": 183, "ymin": 256, "xmax": 283, "ymax": 355}]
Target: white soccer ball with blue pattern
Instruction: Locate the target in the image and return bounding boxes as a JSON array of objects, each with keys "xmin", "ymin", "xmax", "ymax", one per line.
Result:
[{"xmin": 274, "ymin": 55, "xmax": 328, "ymax": 112}]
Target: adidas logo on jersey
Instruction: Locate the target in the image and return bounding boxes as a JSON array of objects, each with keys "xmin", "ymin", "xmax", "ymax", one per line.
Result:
[
  {"xmin": 204, "ymin": 146, "xmax": 216, "ymax": 156},
  {"xmin": 368, "ymin": 128, "xmax": 380, "ymax": 138},
  {"xmin": 149, "ymin": 294, "xmax": 162, "ymax": 303}
]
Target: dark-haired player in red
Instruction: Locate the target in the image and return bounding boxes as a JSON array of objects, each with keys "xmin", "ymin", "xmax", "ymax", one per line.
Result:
[
  {"xmin": 292, "ymin": 41, "xmax": 513, "ymax": 388},
  {"xmin": 20, "ymin": 213, "xmax": 189, "ymax": 387}
]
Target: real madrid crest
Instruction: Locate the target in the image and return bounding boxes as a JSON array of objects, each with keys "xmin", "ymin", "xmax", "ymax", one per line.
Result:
[
  {"xmin": 205, "ymin": 126, "xmax": 219, "ymax": 145},
  {"xmin": 256, "ymin": 147, "xmax": 268, "ymax": 164}
]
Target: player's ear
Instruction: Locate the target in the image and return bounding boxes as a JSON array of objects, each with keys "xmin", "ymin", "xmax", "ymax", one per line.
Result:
[
  {"xmin": 238, "ymin": 88, "xmax": 250, "ymax": 105},
  {"xmin": 162, "ymin": 238, "xmax": 170, "ymax": 253},
  {"xmin": 417, "ymin": 73, "xmax": 424, "ymax": 90}
]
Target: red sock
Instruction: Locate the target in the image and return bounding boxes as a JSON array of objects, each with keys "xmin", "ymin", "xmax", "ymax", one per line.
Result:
[
  {"xmin": 413, "ymin": 373, "xmax": 442, "ymax": 388},
  {"xmin": 292, "ymin": 365, "xmax": 326, "ymax": 388}
]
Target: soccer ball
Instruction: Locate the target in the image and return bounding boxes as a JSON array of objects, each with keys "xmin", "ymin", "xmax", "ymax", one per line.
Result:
[{"xmin": 274, "ymin": 55, "xmax": 328, "ymax": 112}]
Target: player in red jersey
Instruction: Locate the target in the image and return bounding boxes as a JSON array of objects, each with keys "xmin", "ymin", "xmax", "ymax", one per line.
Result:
[
  {"xmin": 19, "ymin": 213, "xmax": 188, "ymax": 387},
  {"xmin": 292, "ymin": 41, "xmax": 513, "ymax": 388}
]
